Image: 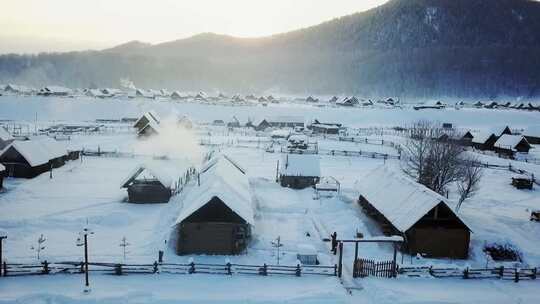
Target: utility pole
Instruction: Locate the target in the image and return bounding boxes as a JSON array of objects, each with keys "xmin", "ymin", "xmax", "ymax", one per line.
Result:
[
  {"xmin": 77, "ymin": 225, "xmax": 94, "ymax": 293},
  {"xmin": 119, "ymin": 237, "xmax": 130, "ymax": 262},
  {"xmin": 30, "ymin": 234, "xmax": 46, "ymax": 260},
  {"xmin": 271, "ymin": 236, "xmax": 283, "ymax": 265}
]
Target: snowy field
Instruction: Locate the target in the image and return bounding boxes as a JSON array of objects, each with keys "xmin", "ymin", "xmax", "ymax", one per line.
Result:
[{"xmin": 0, "ymin": 97, "xmax": 539, "ymax": 303}]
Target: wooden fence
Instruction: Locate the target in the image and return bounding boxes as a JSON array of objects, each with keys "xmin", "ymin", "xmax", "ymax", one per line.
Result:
[
  {"xmin": 398, "ymin": 265, "xmax": 538, "ymax": 282},
  {"xmin": 353, "ymin": 259, "xmax": 396, "ymax": 278},
  {"xmin": 1, "ymin": 261, "xmax": 337, "ymax": 278}
]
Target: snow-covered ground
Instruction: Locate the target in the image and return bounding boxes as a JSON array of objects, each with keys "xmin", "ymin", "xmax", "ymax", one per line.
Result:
[{"xmin": 0, "ymin": 97, "xmax": 539, "ymax": 303}]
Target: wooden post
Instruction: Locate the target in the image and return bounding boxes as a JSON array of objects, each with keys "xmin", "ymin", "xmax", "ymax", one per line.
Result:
[
  {"xmin": 84, "ymin": 234, "xmax": 89, "ymax": 287},
  {"xmin": 0, "ymin": 236, "xmax": 4, "ymax": 276},
  {"xmin": 514, "ymin": 269, "xmax": 519, "ymax": 283},
  {"xmin": 392, "ymin": 244, "xmax": 398, "ymax": 278},
  {"xmin": 353, "ymin": 242, "xmax": 359, "ymax": 278},
  {"xmin": 338, "ymin": 242, "xmax": 343, "ymax": 278}
]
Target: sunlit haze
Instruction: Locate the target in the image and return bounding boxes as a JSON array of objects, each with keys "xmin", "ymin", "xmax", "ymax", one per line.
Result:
[{"xmin": 0, "ymin": 0, "xmax": 388, "ymax": 54}]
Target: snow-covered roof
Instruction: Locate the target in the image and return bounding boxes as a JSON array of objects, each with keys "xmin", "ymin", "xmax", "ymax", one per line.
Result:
[
  {"xmin": 523, "ymin": 125, "xmax": 540, "ymax": 138},
  {"xmin": 0, "ymin": 127, "xmax": 13, "ymax": 141},
  {"xmin": 134, "ymin": 111, "xmax": 160, "ymax": 128},
  {"xmin": 174, "ymin": 155, "xmax": 253, "ymax": 225},
  {"xmin": 121, "ymin": 163, "xmax": 174, "ymax": 189},
  {"xmin": 0, "ymin": 138, "xmax": 67, "ymax": 167},
  {"xmin": 471, "ymin": 131, "xmax": 495, "ymax": 144},
  {"xmin": 267, "ymin": 116, "xmax": 304, "ymax": 124},
  {"xmin": 0, "ymin": 163, "xmax": 5, "ymax": 172},
  {"xmin": 288, "ymin": 134, "xmax": 308, "ymax": 143},
  {"xmin": 489, "ymin": 125, "xmax": 511, "ymax": 137},
  {"xmin": 280, "ymin": 154, "xmax": 321, "ymax": 177},
  {"xmin": 494, "ymin": 134, "xmax": 529, "ymax": 150},
  {"xmin": 355, "ymin": 166, "xmax": 470, "ymax": 233},
  {"xmin": 297, "ymin": 244, "xmax": 317, "ymax": 255},
  {"xmin": 138, "ymin": 119, "xmax": 161, "ymax": 136},
  {"xmin": 44, "ymin": 86, "xmax": 72, "ymax": 94},
  {"xmin": 270, "ymin": 129, "xmax": 291, "ymax": 138}
]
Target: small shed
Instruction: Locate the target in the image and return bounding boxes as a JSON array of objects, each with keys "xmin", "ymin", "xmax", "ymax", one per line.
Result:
[
  {"xmin": 121, "ymin": 164, "xmax": 173, "ymax": 203},
  {"xmin": 511, "ymin": 175, "xmax": 533, "ymax": 190},
  {"xmin": 493, "ymin": 135, "xmax": 531, "ymax": 158},
  {"xmin": 279, "ymin": 154, "xmax": 321, "ymax": 189},
  {"xmin": 297, "ymin": 244, "xmax": 318, "ymax": 265},
  {"xmin": 356, "ymin": 167, "xmax": 471, "ymax": 259},
  {"xmin": 471, "ymin": 132, "xmax": 498, "ymax": 150},
  {"xmin": 459, "ymin": 131, "xmax": 474, "ymax": 146},
  {"xmin": 172, "ymin": 155, "xmax": 252, "ymax": 255},
  {"xmin": 311, "ymin": 124, "xmax": 340, "ymax": 135}
]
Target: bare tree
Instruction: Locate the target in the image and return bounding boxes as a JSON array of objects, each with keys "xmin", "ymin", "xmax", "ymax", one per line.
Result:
[
  {"xmin": 456, "ymin": 156, "xmax": 483, "ymax": 212},
  {"xmin": 402, "ymin": 121, "xmax": 464, "ymax": 195}
]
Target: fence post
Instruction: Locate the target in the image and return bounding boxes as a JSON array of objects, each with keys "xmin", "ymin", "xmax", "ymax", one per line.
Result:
[
  {"xmin": 338, "ymin": 242, "xmax": 343, "ymax": 278},
  {"xmin": 514, "ymin": 269, "xmax": 519, "ymax": 283},
  {"xmin": 189, "ymin": 262, "xmax": 195, "ymax": 274},
  {"xmin": 259, "ymin": 264, "xmax": 267, "ymax": 276},
  {"xmin": 115, "ymin": 264, "xmax": 122, "ymax": 275},
  {"xmin": 463, "ymin": 267, "xmax": 469, "ymax": 279},
  {"xmin": 226, "ymin": 262, "xmax": 232, "ymax": 275},
  {"xmin": 42, "ymin": 260, "xmax": 49, "ymax": 274},
  {"xmin": 3, "ymin": 261, "xmax": 7, "ymax": 276},
  {"xmin": 499, "ymin": 266, "xmax": 504, "ymax": 278},
  {"xmin": 532, "ymin": 268, "xmax": 537, "ymax": 280},
  {"xmin": 153, "ymin": 261, "xmax": 158, "ymax": 273},
  {"xmin": 296, "ymin": 264, "xmax": 301, "ymax": 277}
]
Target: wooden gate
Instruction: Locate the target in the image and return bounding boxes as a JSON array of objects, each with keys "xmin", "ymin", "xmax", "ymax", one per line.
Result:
[{"xmin": 353, "ymin": 258, "xmax": 396, "ymax": 278}]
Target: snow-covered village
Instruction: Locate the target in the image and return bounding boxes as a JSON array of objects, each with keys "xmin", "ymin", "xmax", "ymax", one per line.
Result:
[{"xmin": 1, "ymin": 1, "xmax": 540, "ymax": 303}]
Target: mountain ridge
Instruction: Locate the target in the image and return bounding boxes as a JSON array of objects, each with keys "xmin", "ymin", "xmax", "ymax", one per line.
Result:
[{"xmin": 2, "ymin": 0, "xmax": 540, "ymax": 98}]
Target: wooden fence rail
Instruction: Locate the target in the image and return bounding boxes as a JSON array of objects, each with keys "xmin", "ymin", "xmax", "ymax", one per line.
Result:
[
  {"xmin": 398, "ymin": 265, "xmax": 538, "ymax": 282},
  {"xmin": 1, "ymin": 261, "xmax": 337, "ymax": 278}
]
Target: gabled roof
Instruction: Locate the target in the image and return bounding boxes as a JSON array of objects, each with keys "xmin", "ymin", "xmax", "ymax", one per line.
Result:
[
  {"xmin": 471, "ymin": 131, "xmax": 495, "ymax": 144},
  {"xmin": 174, "ymin": 155, "xmax": 253, "ymax": 225},
  {"xmin": 121, "ymin": 163, "xmax": 174, "ymax": 189},
  {"xmin": 0, "ymin": 138, "xmax": 67, "ymax": 167},
  {"xmin": 494, "ymin": 134, "xmax": 529, "ymax": 150},
  {"xmin": 356, "ymin": 166, "xmax": 470, "ymax": 233},
  {"xmin": 134, "ymin": 111, "xmax": 160, "ymax": 129},
  {"xmin": 280, "ymin": 154, "xmax": 320, "ymax": 177}
]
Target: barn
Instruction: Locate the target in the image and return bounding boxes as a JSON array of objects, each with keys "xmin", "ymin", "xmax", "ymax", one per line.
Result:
[
  {"xmin": 493, "ymin": 135, "xmax": 531, "ymax": 158},
  {"xmin": 310, "ymin": 124, "xmax": 340, "ymax": 135},
  {"xmin": 279, "ymin": 154, "xmax": 321, "ymax": 189},
  {"xmin": 0, "ymin": 138, "xmax": 67, "ymax": 178},
  {"xmin": 121, "ymin": 164, "xmax": 173, "ymax": 203},
  {"xmin": 172, "ymin": 155, "xmax": 253, "ymax": 255},
  {"xmin": 356, "ymin": 167, "xmax": 471, "ymax": 259},
  {"xmin": 471, "ymin": 132, "xmax": 498, "ymax": 150},
  {"xmin": 253, "ymin": 116, "xmax": 305, "ymax": 131}
]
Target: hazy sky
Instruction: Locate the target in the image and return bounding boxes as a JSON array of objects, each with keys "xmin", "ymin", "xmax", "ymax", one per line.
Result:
[{"xmin": 0, "ymin": 0, "xmax": 388, "ymax": 54}]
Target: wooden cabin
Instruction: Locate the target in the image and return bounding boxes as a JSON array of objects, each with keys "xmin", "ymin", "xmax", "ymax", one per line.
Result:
[
  {"xmin": 336, "ymin": 96, "xmax": 359, "ymax": 107},
  {"xmin": 121, "ymin": 164, "xmax": 173, "ymax": 203},
  {"xmin": 253, "ymin": 116, "xmax": 305, "ymax": 131},
  {"xmin": 133, "ymin": 111, "xmax": 160, "ymax": 132},
  {"xmin": 279, "ymin": 154, "xmax": 320, "ymax": 189},
  {"xmin": 356, "ymin": 167, "xmax": 471, "ymax": 259},
  {"xmin": 471, "ymin": 132, "xmax": 498, "ymax": 150},
  {"xmin": 0, "ymin": 138, "xmax": 67, "ymax": 178},
  {"xmin": 459, "ymin": 131, "xmax": 474, "ymax": 146},
  {"xmin": 493, "ymin": 135, "xmax": 531, "ymax": 158},
  {"xmin": 172, "ymin": 155, "xmax": 252, "ymax": 255}
]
